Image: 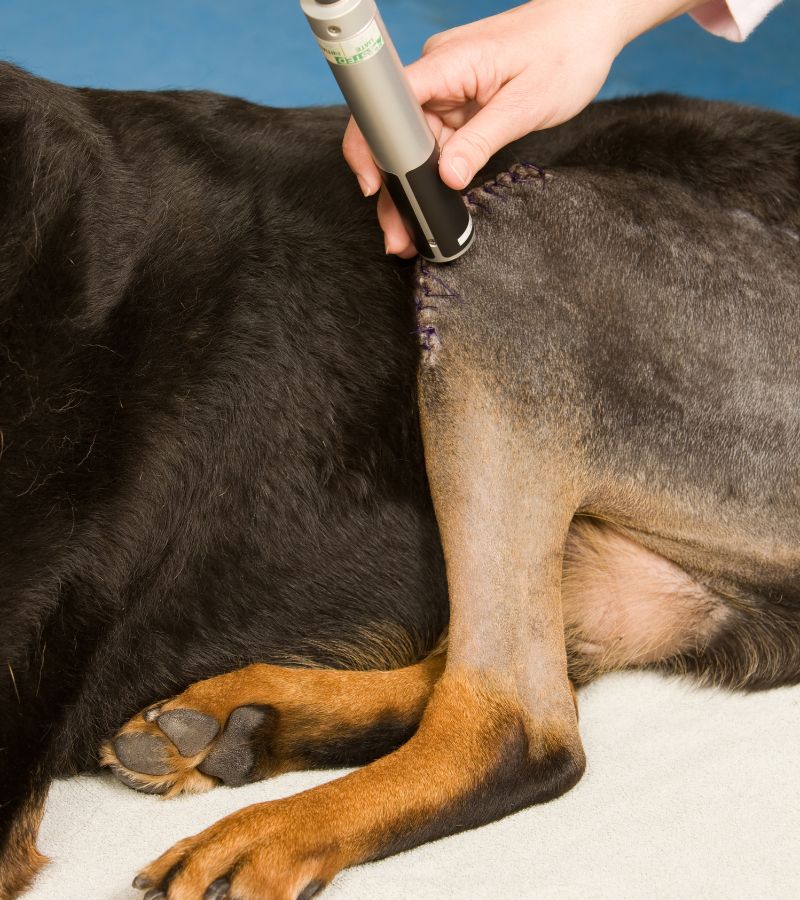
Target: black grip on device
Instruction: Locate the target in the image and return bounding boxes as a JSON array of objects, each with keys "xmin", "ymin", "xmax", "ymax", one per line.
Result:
[{"xmin": 382, "ymin": 147, "xmax": 472, "ymax": 261}]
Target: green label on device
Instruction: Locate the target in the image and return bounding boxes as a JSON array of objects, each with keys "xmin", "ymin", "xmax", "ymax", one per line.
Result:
[{"xmin": 317, "ymin": 20, "xmax": 384, "ymax": 66}]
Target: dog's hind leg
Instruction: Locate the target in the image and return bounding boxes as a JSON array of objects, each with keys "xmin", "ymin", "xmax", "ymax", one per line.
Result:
[
  {"xmin": 130, "ymin": 360, "xmax": 586, "ymax": 899},
  {"xmin": 103, "ymin": 648, "xmax": 446, "ymax": 796}
]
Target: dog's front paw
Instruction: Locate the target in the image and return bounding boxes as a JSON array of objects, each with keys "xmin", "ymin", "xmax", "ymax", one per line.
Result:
[
  {"xmin": 132, "ymin": 801, "xmax": 337, "ymax": 900},
  {"xmin": 101, "ymin": 687, "xmax": 276, "ymax": 796}
]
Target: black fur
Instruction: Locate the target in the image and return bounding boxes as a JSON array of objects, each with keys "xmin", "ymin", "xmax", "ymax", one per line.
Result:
[
  {"xmin": 1, "ymin": 60, "xmax": 799, "ymax": 868},
  {"xmin": 290, "ymin": 713, "xmax": 422, "ymax": 770},
  {"xmin": 0, "ymin": 62, "xmax": 448, "ymax": 853},
  {"xmin": 365, "ymin": 720, "xmax": 585, "ymax": 863}
]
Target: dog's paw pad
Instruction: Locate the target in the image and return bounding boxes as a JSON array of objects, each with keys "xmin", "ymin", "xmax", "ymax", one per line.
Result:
[
  {"xmin": 156, "ymin": 708, "xmax": 220, "ymax": 757},
  {"xmin": 198, "ymin": 705, "xmax": 274, "ymax": 786},
  {"xmin": 106, "ymin": 697, "xmax": 277, "ymax": 796},
  {"xmin": 113, "ymin": 731, "xmax": 173, "ymax": 776}
]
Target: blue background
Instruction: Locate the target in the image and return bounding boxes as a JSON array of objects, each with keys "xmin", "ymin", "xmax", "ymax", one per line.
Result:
[{"xmin": 0, "ymin": 1, "xmax": 796, "ymax": 113}]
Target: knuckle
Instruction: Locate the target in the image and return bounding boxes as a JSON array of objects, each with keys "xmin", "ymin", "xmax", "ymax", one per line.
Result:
[
  {"xmin": 341, "ymin": 133, "xmax": 356, "ymax": 159},
  {"xmin": 341, "ymin": 123, "xmax": 362, "ymax": 156},
  {"xmin": 422, "ymin": 32, "xmax": 445, "ymax": 54},
  {"xmin": 459, "ymin": 128, "xmax": 493, "ymax": 161}
]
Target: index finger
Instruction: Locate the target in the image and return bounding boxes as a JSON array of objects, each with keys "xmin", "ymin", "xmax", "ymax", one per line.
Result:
[
  {"xmin": 403, "ymin": 50, "xmax": 458, "ymax": 109},
  {"xmin": 342, "ymin": 116, "xmax": 382, "ymax": 196}
]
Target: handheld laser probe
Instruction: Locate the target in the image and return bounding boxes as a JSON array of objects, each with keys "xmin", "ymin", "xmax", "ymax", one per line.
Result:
[{"xmin": 301, "ymin": 0, "xmax": 475, "ymax": 263}]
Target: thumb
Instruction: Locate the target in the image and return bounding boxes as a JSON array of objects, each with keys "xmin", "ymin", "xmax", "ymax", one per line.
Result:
[{"xmin": 438, "ymin": 86, "xmax": 534, "ymax": 189}]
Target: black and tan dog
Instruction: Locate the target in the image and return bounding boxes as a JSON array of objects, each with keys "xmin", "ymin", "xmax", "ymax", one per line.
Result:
[{"xmin": 0, "ymin": 60, "xmax": 798, "ymax": 899}]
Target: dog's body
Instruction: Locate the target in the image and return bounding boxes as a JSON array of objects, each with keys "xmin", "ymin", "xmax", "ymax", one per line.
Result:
[{"xmin": 0, "ymin": 61, "xmax": 798, "ymax": 898}]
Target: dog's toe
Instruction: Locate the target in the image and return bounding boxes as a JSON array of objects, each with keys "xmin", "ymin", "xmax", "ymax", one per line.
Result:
[
  {"xmin": 113, "ymin": 731, "xmax": 172, "ymax": 775},
  {"xmin": 198, "ymin": 705, "xmax": 274, "ymax": 786},
  {"xmin": 156, "ymin": 708, "xmax": 220, "ymax": 757}
]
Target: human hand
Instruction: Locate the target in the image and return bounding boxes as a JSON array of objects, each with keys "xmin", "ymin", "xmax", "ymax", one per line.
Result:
[{"xmin": 343, "ymin": 0, "xmax": 701, "ymax": 257}]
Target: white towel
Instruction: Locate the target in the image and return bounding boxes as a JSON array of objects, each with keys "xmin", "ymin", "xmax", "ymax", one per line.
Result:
[{"xmin": 29, "ymin": 671, "xmax": 800, "ymax": 899}]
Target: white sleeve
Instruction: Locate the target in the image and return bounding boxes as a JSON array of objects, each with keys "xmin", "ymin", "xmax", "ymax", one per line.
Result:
[{"xmin": 690, "ymin": 0, "xmax": 782, "ymax": 41}]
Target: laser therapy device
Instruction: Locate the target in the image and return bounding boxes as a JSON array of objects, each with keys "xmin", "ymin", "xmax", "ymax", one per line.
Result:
[{"xmin": 301, "ymin": 0, "xmax": 475, "ymax": 263}]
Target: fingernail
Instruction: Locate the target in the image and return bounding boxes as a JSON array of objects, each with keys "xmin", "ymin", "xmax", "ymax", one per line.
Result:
[
  {"xmin": 447, "ymin": 156, "xmax": 471, "ymax": 188},
  {"xmin": 358, "ymin": 176, "xmax": 377, "ymax": 197},
  {"xmin": 384, "ymin": 239, "xmax": 392, "ymax": 255}
]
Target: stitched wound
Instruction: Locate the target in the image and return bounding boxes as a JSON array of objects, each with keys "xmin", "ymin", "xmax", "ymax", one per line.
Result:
[
  {"xmin": 416, "ymin": 264, "xmax": 463, "ymax": 304},
  {"xmin": 413, "ymin": 162, "xmax": 549, "ymax": 356},
  {"xmin": 464, "ymin": 161, "xmax": 549, "ymax": 214},
  {"xmin": 411, "ymin": 324, "xmax": 440, "ymax": 352}
]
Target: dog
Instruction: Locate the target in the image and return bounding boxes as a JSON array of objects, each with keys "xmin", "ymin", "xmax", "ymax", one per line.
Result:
[{"xmin": 0, "ymin": 59, "xmax": 798, "ymax": 899}]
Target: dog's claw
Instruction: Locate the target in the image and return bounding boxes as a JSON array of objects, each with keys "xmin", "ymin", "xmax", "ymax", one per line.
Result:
[
  {"xmin": 113, "ymin": 731, "xmax": 172, "ymax": 775},
  {"xmin": 142, "ymin": 889, "xmax": 166, "ymax": 900},
  {"xmin": 112, "ymin": 765, "xmax": 170, "ymax": 794},
  {"xmin": 204, "ymin": 876, "xmax": 231, "ymax": 900},
  {"xmin": 132, "ymin": 874, "xmax": 152, "ymax": 889},
  {"xmin": 143, "ymin": 705, "xmax": 162, "ymax": 723},
  {"xmin": 156, "ymin": 708, "xmax": 220, "ymax": 757},
  {"xmin": 297, "ymin": 880, "xmax": 325, "ymax": 900}
]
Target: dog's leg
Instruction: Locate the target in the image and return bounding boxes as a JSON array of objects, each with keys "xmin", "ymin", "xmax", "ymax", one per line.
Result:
[
  {"xmin": 103, "ymin": 650, "xmax": 445, "ymax": 796},
  {"xmin": 132, "ymin": 377, "xmax": 585, "ymax": 899},
  {"xmin": 427, "ymin": 384, "xmax": 582, "ymax": 717},
  {"xmin": 0, "ymin": 780, "xmax": 48, "ymax": 900}
]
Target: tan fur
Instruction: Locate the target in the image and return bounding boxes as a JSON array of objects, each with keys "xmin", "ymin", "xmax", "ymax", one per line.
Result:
[
  {"xmin": 112, "ymin": 420, "xmax": 735, "ymax": 897},
  {"xmin": 102, "ymin": 653, "xmax": 446, "ymax": 795},
  {"xmin": 0, "ymin": 790, "xmax": 47, "ymax": 900},
  {"xmin": 132, "ymin": 673, "xmax": 568, "ymax": 900}
]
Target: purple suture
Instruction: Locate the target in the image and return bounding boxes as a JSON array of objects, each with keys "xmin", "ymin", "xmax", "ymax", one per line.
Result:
[
  {"xmin": 413, "ymin": 161, "xmax": 550, "ymax": 348},
  {"xmin": 412, "ymin": 323, "xmax": 439, "ymax": 352},
  {"xmin": 464, "ymin": 160, "xmax": 548, "ymax": 213},
  {"xmin": 417, "ymin": 265, "xmax": 463, "ymax": 304},
  {"xmin": 466, "ymin": 190, "xmax": 492, "ymax": 212},
  {"xmin": 522, "ymin": 161, "xmax": 546, "ymax": 176}
]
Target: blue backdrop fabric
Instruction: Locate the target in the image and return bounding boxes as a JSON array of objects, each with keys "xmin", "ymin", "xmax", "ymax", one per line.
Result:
[{"xmin": 0, "ymin": 1, "xmax": 796, "ymax": 114}]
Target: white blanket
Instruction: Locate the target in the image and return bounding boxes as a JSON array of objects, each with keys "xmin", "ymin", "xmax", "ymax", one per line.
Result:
[{"xmin": 29, "ymin": 671, "xmax": 800, "ymax": 899}]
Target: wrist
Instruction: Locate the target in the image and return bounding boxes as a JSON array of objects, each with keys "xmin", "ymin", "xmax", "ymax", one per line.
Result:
[
  {"xmin": 514, "ymin": 0, "xmax": 633, "ymax": 57},
  {"xmin": 613, "ymin": 0, "xmax": 711, "ymax": 46}
]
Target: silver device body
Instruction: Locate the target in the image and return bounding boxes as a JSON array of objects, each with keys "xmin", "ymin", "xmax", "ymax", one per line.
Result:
[{"xmin": 301, "ymin": 0, "xmax": 474, "ymax": 263}]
